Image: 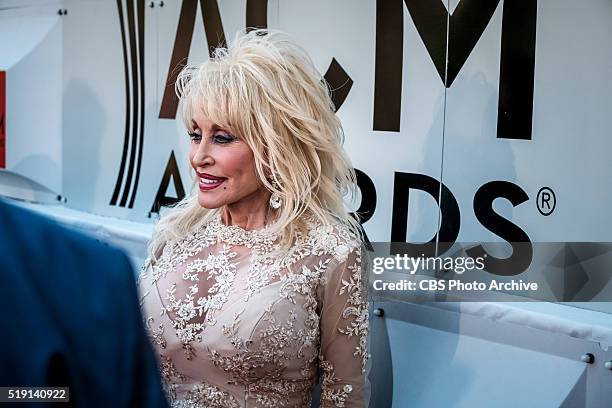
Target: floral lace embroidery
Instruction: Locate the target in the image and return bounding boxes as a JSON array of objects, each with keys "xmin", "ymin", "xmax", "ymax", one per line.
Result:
[
  {"xmin": 209, "ymin": 303, "xmax": 315, "ymax": 407},
  {"xmin": 210, "ymin": 341, "xmax": 312, "ymax": 407},
  {"xmin": 206, "ymin": 212, "xmax": 280, "ymax": 251},
  {"xmin": 159, "ymin": 356, "xmax": 187, "ymax": 402},
  {"xmin": 162, "ymin": 282, "xmax": 205, "ymax": 360},
  {"xmin": 248, "ymin": 377, "xmax": 313, "ymax": 407},
  {"xmin": 146, "ymin": 317, "xmax": 167, "ymax": 349},
  {"xmin": 160, "ymin": 355, "xmax": 187, "ymax": 383},
  {"xmin": 159, "ymin": 244, "xmax": 238, "ymax": 359},
  {"xmin": 319, "ymin": 359, "xmax": 353, "ymax": 407},
  {"xmin": 140, "ymin": 210, "xmax": 369, "ymax": 407},
  {"xmin": 222, "ymin": 309, "xmax": 250, "ymax": 350},
  {"xmin": 337, "ymin": 249, "xmax": 369, "ymax": 373},
  {"xmin": 152, "ymin": 232, "xmax": 217, "ymax": 281},
  {"xmin": 244, "ymin": 257, "xmax": 282, "ymax": 300},
  {"xmin": 172, "ymin": 382, "xmax": 240, "ymax": 408},
  {"xmin": 278, "ymin": 260, "xmax": 330, "ymax": 359}
]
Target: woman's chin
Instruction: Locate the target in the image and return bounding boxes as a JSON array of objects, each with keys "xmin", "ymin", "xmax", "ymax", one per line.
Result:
[{"xmin": 197, "ymin": 194, "xmax": 223, "ymax": 210}]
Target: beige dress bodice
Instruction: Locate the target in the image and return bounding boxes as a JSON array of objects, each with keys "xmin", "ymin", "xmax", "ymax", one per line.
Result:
[{"xmin": 137, "ymin": 211, "xmax": 370, "ymax": 407}]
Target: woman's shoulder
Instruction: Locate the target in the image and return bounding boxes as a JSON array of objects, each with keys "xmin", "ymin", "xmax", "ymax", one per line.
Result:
[{"xmin": 303, "ymin": 215, "xmax": 362, "ymax": 264}]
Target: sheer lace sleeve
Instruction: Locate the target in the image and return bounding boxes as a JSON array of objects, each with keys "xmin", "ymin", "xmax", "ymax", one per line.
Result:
[{"xmin": 317, "ymin": 243, "xmax": 370, "ymax": 407}]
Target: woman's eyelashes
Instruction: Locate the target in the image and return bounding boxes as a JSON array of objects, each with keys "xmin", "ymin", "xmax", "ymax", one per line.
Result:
[
  {"xmin": 212, "ymin": 133, "xmax": 236, "ymax": 144},
  {"xmin": 188, "ymin": 132, "xmax": 202, "ymax": 143},
  {"xmin": 188, "ymin": 132, "xmax": 235, "ymax": 144}
]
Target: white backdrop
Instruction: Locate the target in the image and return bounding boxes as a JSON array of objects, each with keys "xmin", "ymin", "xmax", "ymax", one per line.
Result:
[{"xmin": 1, "ymin": 0, "xmax": 611, "ymax": 301}]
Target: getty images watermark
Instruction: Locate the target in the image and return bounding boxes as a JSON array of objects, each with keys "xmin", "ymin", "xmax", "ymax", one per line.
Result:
[
  {"xmin": 371, "ymin": 251, "xmax": 538, "ymax": 293},
  {"xmin": 365, "ymin": 242, "xmax": 612, "ymax": 302}
]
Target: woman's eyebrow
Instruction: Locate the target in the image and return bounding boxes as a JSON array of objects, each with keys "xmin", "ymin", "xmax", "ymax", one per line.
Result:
[{"xmin": 190, "ymin": 120, "xmax": 222, "ymax": 131}]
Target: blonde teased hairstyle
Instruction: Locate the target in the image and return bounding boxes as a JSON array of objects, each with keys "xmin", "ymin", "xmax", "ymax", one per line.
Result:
[{"xmin": 147, "ymin": 28, "xmax": 363, "ymax": 262}]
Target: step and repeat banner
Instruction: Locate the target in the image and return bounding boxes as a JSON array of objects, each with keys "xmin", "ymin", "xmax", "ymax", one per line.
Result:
[{"xmin": 1, "ymin": 0, "xmax": 612, "ymax": 302}]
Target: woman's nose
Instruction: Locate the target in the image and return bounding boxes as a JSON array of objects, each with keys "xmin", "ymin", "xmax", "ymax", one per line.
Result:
[{"xmin": 192, "ymin": 141, "xmax": 214, "ymax": 166}]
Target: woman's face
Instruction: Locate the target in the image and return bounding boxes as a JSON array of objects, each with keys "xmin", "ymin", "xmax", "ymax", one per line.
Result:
[{"xmin": 189, "ymin": 112, "xmax": 268, "ymax": 211}]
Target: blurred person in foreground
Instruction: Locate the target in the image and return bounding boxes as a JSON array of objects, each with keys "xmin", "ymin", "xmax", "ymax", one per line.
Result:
[
  {"xmin": 0, "ymin": 198, "xmax": 169, "ymax": 408},
  {"xmin": 138, "ymin": 29, "xmax": 371, "ymax": 407}
]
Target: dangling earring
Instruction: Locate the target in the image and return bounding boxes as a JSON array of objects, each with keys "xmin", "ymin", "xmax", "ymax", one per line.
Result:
[{"xmin": 269, "ymin": 179, "xmax": 282, "ymax": 209}]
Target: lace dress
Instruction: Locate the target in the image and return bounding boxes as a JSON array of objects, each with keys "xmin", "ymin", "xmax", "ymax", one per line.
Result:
[{"xmin": 137, "ymin": 211, "xmax": 370, "ymax": 407}]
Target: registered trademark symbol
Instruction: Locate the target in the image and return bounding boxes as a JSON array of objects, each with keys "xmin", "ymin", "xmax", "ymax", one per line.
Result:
[{"xmin": 537, "ymin": 187, "xmax": 556, "ymax": 216}]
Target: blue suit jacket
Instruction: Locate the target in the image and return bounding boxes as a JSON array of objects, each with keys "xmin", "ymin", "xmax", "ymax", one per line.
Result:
[{"xmin": 0, "ymin": 199, "xmax": 168, "ymax": 408}]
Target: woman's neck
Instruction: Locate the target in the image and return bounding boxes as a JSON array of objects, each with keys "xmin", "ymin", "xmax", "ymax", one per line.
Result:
[{"xmin": 221, "ymin": 200, "xmax": 274, "ymax": 231}]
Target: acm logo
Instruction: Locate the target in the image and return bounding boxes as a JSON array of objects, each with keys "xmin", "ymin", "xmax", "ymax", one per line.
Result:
[{"xmin": 110, "ymin": 0, "xmax": 539, "ymax": 275}]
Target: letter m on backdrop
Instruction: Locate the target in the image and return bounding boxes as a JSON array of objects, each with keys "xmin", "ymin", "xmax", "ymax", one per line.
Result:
[{"xmin": 374, "ymin": 0, "xmax": 537, "ymax": 140}]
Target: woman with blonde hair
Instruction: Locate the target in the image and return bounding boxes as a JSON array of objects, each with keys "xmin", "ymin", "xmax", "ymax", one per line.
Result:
[{"xmin": 138, "ymin": 29, "xmax": 370, "ymax": 407}]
